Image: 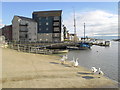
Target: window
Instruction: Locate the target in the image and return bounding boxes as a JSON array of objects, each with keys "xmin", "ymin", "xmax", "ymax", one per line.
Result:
[
  {"xmin": 39, "ymin": 28, "xmax": 41, "ymax": 31},
  {"xmin": 46, "ymin": 28, "xmax": 48, "ymax": 31},
  {"xmin": 46, "ymin": 17, "xmax": 48, "ymax": 20},
  {"xmin": 39, "ymin": 17, "xmax": 41, "ymax": 20},
  {"xmin": 25, "ymin": 34, "xmax": 28, "ymax": 38},
  {"xmin": 54, "ymin": 33, "xmax": 60, "ymax": 37},
  {"xmin": 39, "ymin": 22, "xmax": 41, "ymax": 25},
  {"xmin": 40, "ymin": 39, "xmax": 42, "ymax": 41},
  {"xmin": 46, "ymin": 22, "xmax": 49, "ymax": 25}
]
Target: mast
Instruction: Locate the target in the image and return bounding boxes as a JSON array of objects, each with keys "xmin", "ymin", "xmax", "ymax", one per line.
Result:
[
  {"xmin": 84, "ymin": 23, "xmax": 85, "ymax": 42},
  {"xmin": 73, "ymin": 8, "xmax": 76, "ymax": 42}
]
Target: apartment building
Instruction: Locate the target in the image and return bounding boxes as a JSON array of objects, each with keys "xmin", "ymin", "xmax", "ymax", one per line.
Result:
[
  {"xmin": 12, "ymin": 16, "xmax": 37, "ymax": 43},
  {"xmin": 32, "ymin": 10, "xmax": 62, "ymax": 42}
]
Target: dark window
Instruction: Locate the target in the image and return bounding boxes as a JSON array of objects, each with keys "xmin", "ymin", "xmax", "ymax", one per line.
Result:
[{"xmin": 25, "ymin": 34, "xmax": 28, "ymax": 38}]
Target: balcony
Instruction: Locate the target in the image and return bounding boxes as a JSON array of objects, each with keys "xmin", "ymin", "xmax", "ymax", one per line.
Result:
[
  {"xmin": 53, "ymin": 16, "xmax": 59, "ymax": 21},
  {"xmin": 53, "ymin": 27, "xmax": 60, "ymax": 32},
  {"xmin": 53, "ymin": 22, "xmax": 59, "ymax": 26},
  {"xmin": 19, "ymin": 24, "xmax": 28, "ymax": 26},
  {"xmin": 53, "ymin": 33, "xmax": 60, "ymax": 38}
]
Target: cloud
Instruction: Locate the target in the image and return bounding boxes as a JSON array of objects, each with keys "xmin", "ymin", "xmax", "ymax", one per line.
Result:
[{"xmin": 63, "ymin": 10, "xmax": 118, "ymax": 37}]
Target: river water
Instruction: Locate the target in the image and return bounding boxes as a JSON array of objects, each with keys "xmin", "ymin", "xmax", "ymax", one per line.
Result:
[{"xmin": 67, "ymin": 41, "xmax": 119, "ymax": 82}]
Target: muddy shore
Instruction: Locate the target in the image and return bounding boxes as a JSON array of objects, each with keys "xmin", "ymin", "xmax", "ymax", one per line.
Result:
[{"xmin": 1, "ymin": 48, "xmax": 118, "ymax": 88}]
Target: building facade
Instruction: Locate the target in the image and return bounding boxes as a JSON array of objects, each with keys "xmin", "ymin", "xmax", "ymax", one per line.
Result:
[
  {"xmin": 32, "ymin": 10, "xmax": 62, "ymax": 42},
  {"xmin": 1, "ymin": 25, "xmax": 12, "ymax": 42},
  {"xmin": 69, "ymin": 34, "xmax": 79, "ymax": 42},
  {"xmin": 12, "ymin": 16, "xmax": 37, "ymax": 43}
]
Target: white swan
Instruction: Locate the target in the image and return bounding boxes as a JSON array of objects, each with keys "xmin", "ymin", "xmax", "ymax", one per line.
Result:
[
  {"xmin": 91, "ymin": 67, "xmax": 98, "ymax": 73},
  {"xmin": 74, "ymin": 58, "xmax": 79, "ymax": 67},
  {"xmin": 98, "ymin": 68, "xmax": 104, "ymax": 75},
  {"xmin": 60, "ymin": 55, "xmax": 66, "ymax": 64},
  {"xmin": 65, "ymin": 54, "xmax": 68, "ymax": 60},
  {"xmin": 70, "ymin": 57, "xmax": 75, "ymax": 66}
]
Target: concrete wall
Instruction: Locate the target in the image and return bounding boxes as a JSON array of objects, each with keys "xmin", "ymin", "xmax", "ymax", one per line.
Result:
[
  {"xmin": 12, "ymin": 16, "xmax": 37, "ymax": 42},
  {"xmin": 20, "ymin": 20, "xmax": 37, "ymax": 42},
  {"xmin": 12, "ymin": 16, "xmax": 20, "ymax": 42}
]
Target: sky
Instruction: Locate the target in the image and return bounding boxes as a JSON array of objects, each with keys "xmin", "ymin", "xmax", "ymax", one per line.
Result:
[{"xmin": 0, "ymin": 2, "xmax": 118, "ymax": 37}]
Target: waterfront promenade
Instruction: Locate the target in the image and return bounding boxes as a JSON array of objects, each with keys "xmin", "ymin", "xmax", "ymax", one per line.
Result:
[{"xmin": 1, "ymin": 48, "xmax": 118, "ymax": 88}]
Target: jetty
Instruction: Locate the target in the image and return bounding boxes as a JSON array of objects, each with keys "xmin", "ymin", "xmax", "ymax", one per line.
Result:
[{"xmin": 7, "ymin": 42, "xmax": 76, "ymax": 54}]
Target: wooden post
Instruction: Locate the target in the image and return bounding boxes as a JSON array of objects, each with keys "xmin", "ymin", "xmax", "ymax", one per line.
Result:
[
  {"xmin": 28, "ymin": 46, "xmax": 31, "ymax": 53},
  {"xmin": 17, "ymin": 44, "xmax": 20, "ymax": 52},
  {"xmin": 35, "ymin": 47, "xmax": 37, "ymax": 54},
  {"xmin": 24, "ymin": 46, "xmax": 26, "ymax": 52}
]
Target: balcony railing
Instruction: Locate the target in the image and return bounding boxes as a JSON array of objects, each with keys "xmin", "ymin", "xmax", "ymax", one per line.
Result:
[
  {"xmin": 53, "ymin": 28, "xmax": 60, "ymax": 32},
  {"xmin": 53, "ymin": 16, "xmax": 59, "ymax": 21},
  {"xmin": 19, "ymin": 29, "xmax": 28, "ymax": 32},
  {"xmin": 53, "ymin": 22, "xmax": 59, "ymax": 26}
]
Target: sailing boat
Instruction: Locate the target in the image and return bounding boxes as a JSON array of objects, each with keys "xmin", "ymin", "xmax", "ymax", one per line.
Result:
[
  {"xmin": 76, "ymin": 23, "xmax": 91, "ymax": 50},
  {"xmin": 67, "ymin": 9, "xmax": 91, "ymax": 50},
  {"xmin": 67, "ymin": 23, "xmax": 91, "ymax": 50}
]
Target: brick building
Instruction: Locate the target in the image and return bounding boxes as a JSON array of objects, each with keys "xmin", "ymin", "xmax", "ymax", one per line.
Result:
[{"xmin": 1, "ymin": 25, "xmax": 12, "ymax": 42}]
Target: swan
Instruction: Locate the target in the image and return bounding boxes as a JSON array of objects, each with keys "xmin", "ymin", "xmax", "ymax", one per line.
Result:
[
  {"xmin": 98, "ymin": 68, "xmax": 104, "ymax": 75},
  {"xmin": 70, "ymin": 57, "xmax": 75, "ymax": 66},
  {"xmin": 74, "ymin": 58, "xmax": 79, "ymax": 67},
  {"xmin": 91, "ymin": 67, "xmax": 98, "ymax": 73},
  {"xmin": 60, "ymin": 55, "xmax": 66, "ymax": 64},
  {"xmin": 65, "ymin": 54, "xmax": 68, "ymax": 60}
]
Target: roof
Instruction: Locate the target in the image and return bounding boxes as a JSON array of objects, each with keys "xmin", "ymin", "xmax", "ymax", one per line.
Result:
[
  {"xmin": 1, "ymin": 25, "xmax": 12, "ymax": 29},
  {"xmin": 33, "ymin": 10, "xmax": 62, "ymax": 14},
  {"xmin": 14, "ymin": 15, "xmax": 36, "ymax": 22}
]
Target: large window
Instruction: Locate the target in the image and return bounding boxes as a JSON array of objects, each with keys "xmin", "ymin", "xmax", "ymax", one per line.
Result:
[{"xmin": 46, "ymin": 22, "xmax": 49, "ymax": 25}]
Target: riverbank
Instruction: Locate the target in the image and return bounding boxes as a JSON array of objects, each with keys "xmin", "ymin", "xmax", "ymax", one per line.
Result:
[{"xmin": 1, "ymin": 48, "xmax": 118, "ymax": 88}]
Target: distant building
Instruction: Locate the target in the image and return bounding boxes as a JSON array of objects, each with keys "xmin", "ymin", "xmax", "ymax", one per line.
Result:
[
  {"xmin": 12, "ymin": 16, "xmax": 37, "ymax": 43},
  {"xmin": 1, "ymin": 25, "xmax": 12, "ymax": 42},
  {"xmin": 69, "ymin": 34, "xmax": 79, "ymax": 41},
  {"xmin": 32, "ymin": 10, "xmax": 62, "ymax": 42}
]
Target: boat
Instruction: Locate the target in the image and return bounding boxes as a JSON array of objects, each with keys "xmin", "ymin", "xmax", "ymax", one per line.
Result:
[
  {"xmin": 52, "ymin": 49, "xmax": 69, "ymax": 54},
  {"xmin": 67, "ymin": 42, "xmax": 91, "ymax": 50},
  {"xmin": 67, "ymin": 23, "xmax": 91, "ymax": 50}
]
